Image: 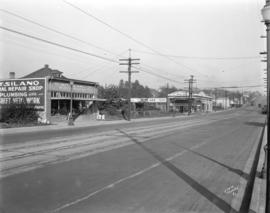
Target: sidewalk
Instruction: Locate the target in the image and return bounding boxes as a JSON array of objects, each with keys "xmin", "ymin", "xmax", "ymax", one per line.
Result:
[
  {"xmin": 0, "ymin": 108, "xmax": 235, "ymax": 135},
  {"xmin": 0, "ymin": 113, "xmax": 193, "ymax": 135},
  {"xmin": 249, "ymin": 126, "xmax": 267, "ymax": 213}
]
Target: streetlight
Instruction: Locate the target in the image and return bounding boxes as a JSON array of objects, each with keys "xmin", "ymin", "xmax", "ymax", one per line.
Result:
[
  {"xmin": 261, "ymin": 2, "xmax": 270, "ymax": 212},
  {"xmin": 68, "ymin": 81, "xmax": 74, "ymax": 125}
]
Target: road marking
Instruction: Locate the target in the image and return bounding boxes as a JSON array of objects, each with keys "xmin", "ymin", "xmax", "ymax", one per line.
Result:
[
  {"xmin": 48, "ymin": 140, "xmax": 210, "ymax": 213},
  {"xmin": 224, "ymin": 185, "xmax": 239, "ymax": 196}
]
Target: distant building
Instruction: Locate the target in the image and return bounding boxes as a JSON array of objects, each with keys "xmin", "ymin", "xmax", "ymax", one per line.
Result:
[
  {"xmin": 168, "ymin": 91, "xmax": 213, "ymax": 113},
  {"xmin": 0, "ymin": 65, "xmax": 102, "ymax": 123},
  {"xmin": 214, "ymin": 97, "xmax": 231, "ymax": 109},
  {"xmin": 252, "ymin": 95, "xmax": 266, "ymax": 109}
]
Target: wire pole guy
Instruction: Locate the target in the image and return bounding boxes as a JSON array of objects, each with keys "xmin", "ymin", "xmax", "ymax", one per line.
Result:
[{"xmin": 119, "ymin": 49, "xmax": 140, "ymax": 121}]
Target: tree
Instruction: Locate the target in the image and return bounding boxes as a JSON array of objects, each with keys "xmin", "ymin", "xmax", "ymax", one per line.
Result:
[
  {"xmin": 98, "ymin": 85, "xmax": 120, "ymax": 99},
  {"xmin": 0, "ymin": 102, "xmax": 39, "ymax": 124},
  {"xmin": 118, "ymin": 79, "xmax": 128, "ymax": 98},
  {"xmin": 158, "ymin": 84, "xmax": 177, "ymax": 97}
]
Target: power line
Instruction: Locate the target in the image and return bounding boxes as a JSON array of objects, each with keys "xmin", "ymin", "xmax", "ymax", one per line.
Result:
[
  {"xmin": 3, "ymin": 34, "xmax": 128, "ymax": 79},
  {"xmin": 133, "ymin": 49, "xmax": 260, "ymax": 60},
  {"xmin": 206, "ymin": 85, "xmax": 264, "ymax": 89},
  {"xmin": 0, "ymin": 26, "xmax": 118, "ymax": 63},
  {"xmin": 62, "ymin": 0, "xmax": 207, "ymax": 77},
  {"xmin": 4, "ymin": 25, "xmax": 257, "ymax": 90},
  {"xmin": 2, "ymin": 35, "xmax": 112, "ymax": 71},
  {"xmin": 1, "ymin": 8, "xmax": 204, "ymax": 80},
  {"xmin": 0, "ymin": 9, "xmax": 119, "ymax": 57},
  {"xmin": 132, "ymin": 65, "xmax": 185, "ymax": 85},
  {"xmin": 82, "ymin": 49, "xmax": 129, "ymax": 78},
  {"xmin": 140, "ymin": 63, "xmax": 186, "ymax": 79},
  {"xmin": 1, "ymin": 25, "xmax": 184, "ymax": 86}
]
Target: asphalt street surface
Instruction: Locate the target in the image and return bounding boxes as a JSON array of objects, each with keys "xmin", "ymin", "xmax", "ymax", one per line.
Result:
[{"xmin": 0, "ymin": 107, "xmax": 266, "ymax": 213}]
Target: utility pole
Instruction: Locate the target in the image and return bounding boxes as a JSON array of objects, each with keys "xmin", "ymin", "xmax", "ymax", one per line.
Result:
[
  {"xmin": 68, "ymin": 81, "xmax": 74, "ymax": 126},
  {"xmin": 261, "ymin": 2, "xmax": 270, "ymax": 211},
  {"xmin": 119, "ymin": 49, "xmax": 140, "ymax": 121},
  {"xmin": 166, "ymin": 82, "xmax": 169, "ymax": 112},
  {"xmin": 184, "ymin": 75, "xmax": 196, "ymax": 115},
  {"xmin": 225, "ymin": 90, "xmax": 228, "ymax": 110},
  {"xmin": 215, "ymin": 88, "xmax": 217, "ymax": 111},
  {"xmin": 242, "ymin": 88, "xmax": 244, "ymax": 105}
]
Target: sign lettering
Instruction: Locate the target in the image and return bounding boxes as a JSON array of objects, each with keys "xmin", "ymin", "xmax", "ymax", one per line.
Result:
[{"xmin": 0, "ymin": 79, "xmax": 46, "ymax": 110}]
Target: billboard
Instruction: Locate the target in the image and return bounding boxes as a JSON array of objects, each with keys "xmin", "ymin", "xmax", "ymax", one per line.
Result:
[{"xmin": 0, "ymin": 78, "xmax": 46, "ymax": 110}]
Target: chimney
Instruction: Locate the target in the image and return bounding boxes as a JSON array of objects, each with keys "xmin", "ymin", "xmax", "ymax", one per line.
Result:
[
  {"xmin": 9, "ymin": 72, "xmax": 15, "ymax": 79},
  {"xmin": 44, "ymin": 64, "xmax": 49, "ymax": 68}
]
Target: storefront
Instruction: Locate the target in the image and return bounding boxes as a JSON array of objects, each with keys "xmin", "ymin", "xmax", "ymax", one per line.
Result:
[
  {"xmin": 168, "ymin": 91, "xmax": 213, "ymax": 113},
  {"xmin": 0, "ymin": 65, "xmax": 100, "ymax": 123}
]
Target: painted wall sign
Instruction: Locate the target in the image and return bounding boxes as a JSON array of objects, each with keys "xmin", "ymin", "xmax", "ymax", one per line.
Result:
[
  {"xmin": 50, "ymin": 82, "xmax": 97, "ymax": 93},
  {"xmin": 0, "ymin": 78, "xmax": 46, "ymax": 110}
]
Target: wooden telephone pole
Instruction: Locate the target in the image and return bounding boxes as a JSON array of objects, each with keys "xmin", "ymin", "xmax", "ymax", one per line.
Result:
[
  {"xmin": 119, "ymin": 49, "xmax": 140, "ymax": 121},
  {"xmin": 184, "ymin": 75, "xmax": 196, "ymax": 115}
]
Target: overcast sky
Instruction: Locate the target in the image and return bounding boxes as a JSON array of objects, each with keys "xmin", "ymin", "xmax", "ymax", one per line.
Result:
[{"xmin": 0, "ymin": 0, "xmax": 266, "ymax": 92}]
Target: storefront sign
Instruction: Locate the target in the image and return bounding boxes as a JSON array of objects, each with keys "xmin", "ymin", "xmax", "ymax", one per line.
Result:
[
  {"xmin": 50, "ymin": 82, "xmax": 97, "ymax": 93},
  {"xmin": 131, "ymin": 98, "xmax": 167, "ymax": 103},
  {"xmin": 0, "ymin": 78, "xmax": 46, "ymax": 110}
]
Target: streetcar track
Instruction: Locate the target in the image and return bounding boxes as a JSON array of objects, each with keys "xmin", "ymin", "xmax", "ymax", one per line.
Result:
[
  {"xmin": 0, "ymin": 116, "xmax": 232, "ymax": 179},
  {"xmin": 0, "ymin": 120, "xmax": 206, "ymax": 163},
  {"xmin": 0, "ymin": 119, "xmax": 201, "ymax": 152}
]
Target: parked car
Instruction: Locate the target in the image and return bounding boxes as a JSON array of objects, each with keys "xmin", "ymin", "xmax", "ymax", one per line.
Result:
[{"xmin": 261, "ymin": 105, "xmax": 267, "ymax": 114}]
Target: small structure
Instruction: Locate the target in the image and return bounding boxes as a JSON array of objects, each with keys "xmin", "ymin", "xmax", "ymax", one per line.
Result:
[{"xmin": 168, "ymin": 90, "xmax": 213, "ymax": 113}]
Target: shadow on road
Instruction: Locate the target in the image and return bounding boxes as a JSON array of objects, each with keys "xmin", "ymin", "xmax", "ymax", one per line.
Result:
[
  {"xmin": 244, "ymin": 122, "xmax": 265, "ymax": 128},
  {"xmin": 173, "ymin": 144, "xmax": 249, "ymax": 180},
  {"xmin": 118, "ymin": 129, "xmax": 238, "ymax": 213}
]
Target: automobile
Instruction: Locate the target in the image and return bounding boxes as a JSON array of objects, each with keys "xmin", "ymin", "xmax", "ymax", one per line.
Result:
[{"xmin": 261, "ymin": 105, "xmax": 267, "ymax": 114}]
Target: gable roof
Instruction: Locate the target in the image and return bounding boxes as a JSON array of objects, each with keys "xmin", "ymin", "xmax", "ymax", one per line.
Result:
[{"xmin": 22, "ymin": 64, "xmax": 67, "ymax": 79}]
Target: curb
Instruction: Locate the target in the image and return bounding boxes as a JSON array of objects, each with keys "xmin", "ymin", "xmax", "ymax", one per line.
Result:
[
  {"xmin": 249, "ymin": 126, "xmax": 267, "ymax": 213},
  {"xmin": 0, "ymin": 109, "xmax": 238, "ymax": 135},
  {"xmin": 230, "ymin": 123, "xmax": 265, "ymax": 212},
  {"xmin": 0, "ymin": 113, "xmax": 194, "ymax": 135}
]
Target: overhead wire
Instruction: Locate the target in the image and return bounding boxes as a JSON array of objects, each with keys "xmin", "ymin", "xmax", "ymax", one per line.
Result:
[
  {"xmin": 1, "ymin": 35, "xmax": 112, "ymax": 72},
  {"xmin": 0, "ymin": 9, "xmax": 119, "ymax": 57},
  {"xmin": 62, "ymin": 0, "xmax": 209, "ymax": 78},
  {"xmin": 132, "ymin": 49, "xmax": 260, "ymax": 60},
  {"xmin": 139, "ymin": 63, "xmax": 186, "ymax": 79},
  {"xmin": 2, "ymin": 10, "xmax": 260, "ymax": 89},
  {"xmin": 1, "ymin": 9, "xmax": 187, "ymax": 83},
  {"xmin": 1, "ymin": 26, "xmax": 182, "ymax": 85},
  {"xmin": 0, "ymin": 26, "xmax": 118, "ymax": 63},
  {"xmin": 206, "ymin": 85, "xmax": 264, "ymax": 89},
  {"xmin": 3, "ymin": 24, "xmax": 254, "ymax": 88},
  {"xmin": 1, "ymin": 4, "xmax": 263, "ymax": 90},
  {"xmin": 132, "ymin": 65, "xmax": 185, "ymax": 85},
  {"xmin": 82, "ymin": 49, "xmax": 129, "ymax": 79}
]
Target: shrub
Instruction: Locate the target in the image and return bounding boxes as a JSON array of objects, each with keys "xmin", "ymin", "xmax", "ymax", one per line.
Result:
[{"xmin": 0, "ymin": 102, "xmax": 39, "ymax": 125}]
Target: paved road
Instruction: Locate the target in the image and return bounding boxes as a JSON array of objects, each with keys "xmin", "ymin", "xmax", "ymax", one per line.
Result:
[{"xmin": 0, "ymin": 108, "xmax": 266, "ymax": 213}]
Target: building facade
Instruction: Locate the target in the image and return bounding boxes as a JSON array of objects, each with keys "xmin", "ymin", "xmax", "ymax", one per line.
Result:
[
  {"xmin": 168, "ymin": 90, "xmax": 213, "ymax": 113},
  {"xmin": 0, "ymin": 65, "xmax": 100, "ymax": 123}
]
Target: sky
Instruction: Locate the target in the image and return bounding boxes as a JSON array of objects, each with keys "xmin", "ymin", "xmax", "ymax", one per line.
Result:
[{"xmin": 0, "ymin": 0, "xmax": 266, "ymax": 93}]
